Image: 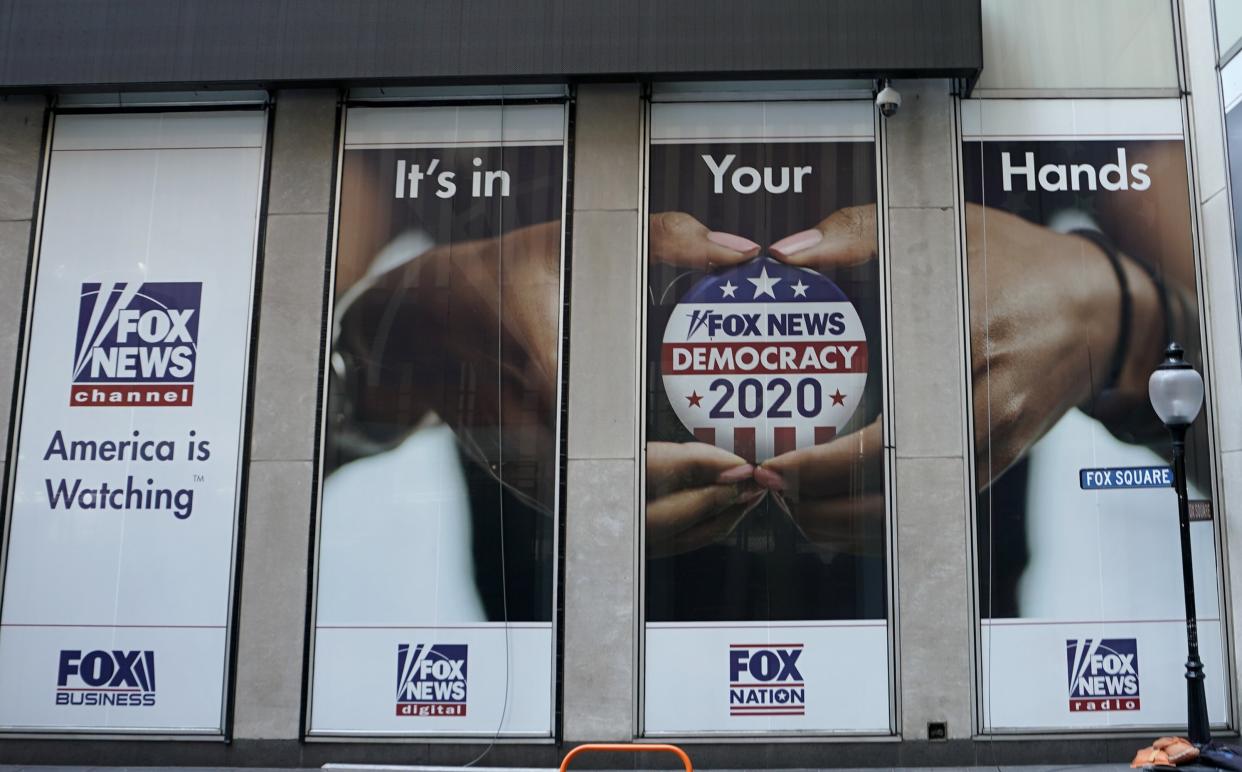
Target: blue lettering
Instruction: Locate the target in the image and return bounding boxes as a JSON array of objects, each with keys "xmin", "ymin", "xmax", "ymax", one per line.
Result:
[{"xmin": 46, "ymin": 478, "xmax": 81, "ymax": 509}]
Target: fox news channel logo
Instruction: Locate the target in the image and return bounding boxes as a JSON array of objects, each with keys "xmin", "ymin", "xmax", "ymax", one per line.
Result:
[
  {"xmin": 55, "ymin": 649, "xmax": 156, "ymax": 707},
  {"xmin": 70, "ymin": 281, "xmax": 202, "ymax": 407},
  {"xmin": 728, "ymin": 643, "xmax": 806, "ymax": 717},
  {"xmin": 1066, "ymin": 638, "xmax": 1140, "ymax": 712},
  {"xmin": 395, "ymin": 644, "xmax": 468, "ymax": 717}
]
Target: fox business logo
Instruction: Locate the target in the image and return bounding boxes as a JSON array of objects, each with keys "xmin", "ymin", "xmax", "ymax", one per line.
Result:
[
  {"xmin": 395, "ymin": 644, "xmax": 468, "ymax": 717},
  {"xmin": 728, "ymin": 644, "xmax": 805, "ymax": 717},
  {"xmin": 1067, "ymin": 638, "xmax": 1140, "ymax": 712},
  {"xmin": 55, "ymin": 649, "xmax": 156, "ymax": 707},
  {"xmin": 71, "ymin": 281, "xmax": 201, "ymax": 407}
]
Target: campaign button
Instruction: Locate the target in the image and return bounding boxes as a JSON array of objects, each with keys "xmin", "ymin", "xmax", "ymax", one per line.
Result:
[{"xmin": 662, "ymin": 256, "xmax": 868, "ymax": 462}]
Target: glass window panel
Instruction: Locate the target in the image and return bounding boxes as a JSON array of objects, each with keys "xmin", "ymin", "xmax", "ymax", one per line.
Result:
[
  {"xmin": 963, "ymin": 98, "xmax": 1229, "ymax": 731},
  {"xmin": 308, "ymin": 103, "xmax": 565, "ymax": 737},
  {"xmin": 642, "ymin": 100, "xmax": 890, "ymax": 735}
]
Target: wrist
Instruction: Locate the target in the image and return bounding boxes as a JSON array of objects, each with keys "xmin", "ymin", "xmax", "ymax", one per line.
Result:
[
  {"xmin": 1110, "ymin": 253, "xmax": 1167, "ymax": 405},
  {"xmin": 1061, "ymin": 231, "xmax": 1124, "ymax": 405},
  {"xmin": 1063, "ymin": 231, "xmax": 1165, "ymax": 420},
  {"xmin": 1079, "ymin": 249, "xmax": 1166, "ymax": 426}
]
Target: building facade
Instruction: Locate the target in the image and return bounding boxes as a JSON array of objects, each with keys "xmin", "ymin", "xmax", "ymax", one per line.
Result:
[{"xmin": 0, "ymin": 0, "xmax": 1241, "ymax": 766}]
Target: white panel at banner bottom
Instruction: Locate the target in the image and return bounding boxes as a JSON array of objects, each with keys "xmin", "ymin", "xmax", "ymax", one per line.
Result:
[
  {"xmin": 309, "ymin": 624, "xmax": 552, "ymax": 736},
  {"xmin": 982, "ymin": 619, "xmax": 1228, "ymax": 730},
  {"xmin": 644, "ymin": 621, "xmax": 890, "ymax": 734},
  {"xmin": 0, "ymin": 625, "xmax": 225, "ymax": 731}
]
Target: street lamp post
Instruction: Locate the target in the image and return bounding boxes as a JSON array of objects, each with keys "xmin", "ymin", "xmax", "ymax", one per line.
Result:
[{"xmin": 1148, "ymin": 342, "xmax": 1210, "ymax": 745}]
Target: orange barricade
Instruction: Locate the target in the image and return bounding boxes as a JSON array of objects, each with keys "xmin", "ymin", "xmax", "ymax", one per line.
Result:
[{"xmin": 559, "ymin": 743, "xmax": 693, "ymax": 772}]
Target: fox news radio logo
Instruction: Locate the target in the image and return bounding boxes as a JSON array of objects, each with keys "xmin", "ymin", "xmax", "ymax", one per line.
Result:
[
  {"xmin": 728, "ymin": 643, "xmax": 805, "ymax": 717},
  {"xmin": 395, "ymin": 644, "xmax": 468, "ymax": 717},
  {"xmin": 56, "ymin": 649, "xmax": 156, "ymax": 707},
  {"xmin": 71, "ymin": 281, "xmax": 201, "ymax": 407},
  {"xmin": 1066, "ymin": 638, "xmax": 1140, "ymax": 712}
]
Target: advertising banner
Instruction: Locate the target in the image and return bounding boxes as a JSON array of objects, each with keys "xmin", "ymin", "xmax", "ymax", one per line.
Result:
[
  {"xmin": 963, "ymin": 99, "xmax": 1229, "ymax": 730},
  {"xmin": 309, "ymin": 104, "xmax": 565, "ymax": 736},
  {"xmin": 643, "ymin": 101, "xmax": 889, "ymax": 734},
  {"xmin": 0, "ymin": 110, "xmax": 266, "ymax": 732}
]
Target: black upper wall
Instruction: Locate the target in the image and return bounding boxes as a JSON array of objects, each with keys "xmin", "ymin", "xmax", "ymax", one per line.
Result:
[{"xmin": 0, "ymin": 0, "xmax": 981, "ymax": 90}]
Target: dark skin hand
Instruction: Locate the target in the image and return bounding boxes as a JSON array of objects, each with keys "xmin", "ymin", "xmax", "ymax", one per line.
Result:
[
  {"xmin": 758, "ymin": 199, "xmax": 1165, "ymax": 552},
  {"xmin": 341, "ymin": 210, "xmax": 771, "ymax": 549}
]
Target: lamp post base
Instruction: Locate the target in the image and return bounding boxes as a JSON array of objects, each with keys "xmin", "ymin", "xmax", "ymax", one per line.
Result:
[{"xmin": 1187, "ymin": 656, "xmax": 1211, "ymax": 745}]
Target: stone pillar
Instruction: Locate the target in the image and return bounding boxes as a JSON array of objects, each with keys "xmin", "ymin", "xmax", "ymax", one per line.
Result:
[
  {"xmin": 562, "ymin": 83, "xmax": 643, "ymax": 741},
  {"xmin": 886, "ymin": 79, "xmax": 976, "ymax": 741},
  {"xmin": 0, "ymin": 96, "xmax": 47, "ymax": 492},
  {"xmin": 232, "ymin": 89, "xmax": 338, "ymax": 740},
  {"xmin": 1180, "ymin": 0, "xmax": 1242, "ymax": 716}
]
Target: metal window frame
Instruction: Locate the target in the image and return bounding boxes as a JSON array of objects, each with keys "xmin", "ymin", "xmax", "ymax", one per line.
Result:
[
  {"xmin": 633, "ymin": 88, "xmax": 901, "ymax": 741},
  {"xmin": 301, "ymin": 91, "xmax": 572, "ymax": 743},
  {"xmin": 957, "ymin": 92, "xmax": 1239, "ymax": 739},
  {"xmin": 0, "ymin": 96, "xmax": 273, "ymax": 741}
]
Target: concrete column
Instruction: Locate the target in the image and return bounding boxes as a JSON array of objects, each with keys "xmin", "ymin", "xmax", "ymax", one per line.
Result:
[
  {"xmin": 0, "ymin": 96, "xmax": 47, "ymax": 484},
  {"xmin": 885, "ymin": 80, "xmax": 976, "ymax": 740},
  {"xmin": 232, "ymin": 90, "xmax": 338, "ymax": 740},
  {"xmin": 1180, "ymin": 0, "xmax": 1242, "ymax": 716},
  {"xmin": 562, "ymin": 83, "xmax": 643, "ymax": 742}
]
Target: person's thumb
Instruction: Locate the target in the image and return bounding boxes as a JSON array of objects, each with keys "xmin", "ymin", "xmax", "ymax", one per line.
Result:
[
  {"xmin": 769, "ymin": 204, "xmax": 877, "ymax": 270},
  {"xmin": 650, "ymin": 211, "xmax": 759, "ymax": 269}
]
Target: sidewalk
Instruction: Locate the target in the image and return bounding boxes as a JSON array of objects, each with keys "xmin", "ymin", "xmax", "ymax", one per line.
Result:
[{"xmin": 0, "ymin": 765, "xmax": 1141, "ymax": 772}]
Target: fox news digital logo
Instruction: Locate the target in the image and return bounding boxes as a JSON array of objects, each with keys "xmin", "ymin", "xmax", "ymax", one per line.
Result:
[
  {"xmin": 55, "ymin": 649, "xmax": 156, "ymax": 707},
  {"xmin": 395, "ymin": 644, "xmax": 468, "ymax": 717},
  {"xmin": 1067, "ymin": 638, "xmax": 1140, "ymax": 712},
  {"xmin": 728, "ymin": 643, "xmax": 805, "ymax": 717},
  {"xmin": 70, "ymin": 281, "xmax": 201, "ymax": 407}
]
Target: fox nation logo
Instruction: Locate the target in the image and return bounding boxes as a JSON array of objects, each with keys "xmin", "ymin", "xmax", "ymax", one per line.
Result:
[
  {"xmin": 728, "ymin": 644, "xmax": 806, "ymax": 717},
  {"xmin": 56, "ymin": 649, "xmax": 156, "ymax": 707},
  {"xmin": 71, "ymin": 281, "xmax": 201, "ymax": 407},
  {"xmin": 395, "ymin": 644, "xmax": 468, "ymax": 717},
  {"xmin": 1066, "ymin": 638, "xmax": 1140, "ymax": 712}
]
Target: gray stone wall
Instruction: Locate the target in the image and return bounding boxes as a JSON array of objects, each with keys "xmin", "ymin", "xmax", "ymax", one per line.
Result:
[
  {"xmin": 0, "ymin": 96, "xmax": 46, "ymax": 498},
  {"xmin": 232, "ymin": 90, "xmax": 337, "ymax": 741},
  {"xmin": 0, "ymin": 57, "xmax": 1239, "ymax": 762},
  {"xmin": 563, "ymin": 83, "xmax": 643, "ymax": 742},
  {"xmin": 885, "ymin": 80, "xmax": 976, "ymax": 739},
  {"xmin": 1182, "ymin": 0, "xmax": 1242, "ymax": 726}
]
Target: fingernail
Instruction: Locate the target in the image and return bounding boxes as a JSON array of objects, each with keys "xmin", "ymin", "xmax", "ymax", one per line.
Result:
[
  {"xmin": 754, "ymin": 466, "xmax": 786, "ymax": 491},
  {"xmin": 708, "ymin": 231, "xmax": 760, "ymax": 254},
  {"xmin": 716, "ymin": 463, "xmax": 754, "ymax": 484},
  {"xmin": 770, "ymin": 229, "xmax": 822, "ymax": 258}
]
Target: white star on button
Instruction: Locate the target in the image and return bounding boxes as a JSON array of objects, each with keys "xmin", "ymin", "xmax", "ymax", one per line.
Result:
[
  {"xmin": 719, "ymin": 280, "xmax": 737, "ymax": 298},
  {"xmin": 791, "ymin": 279, "xmax": 808, "ymax": 298},
  {"xmin": 747, "ymin": 266, "xmax": 782, "ymax": 299}
]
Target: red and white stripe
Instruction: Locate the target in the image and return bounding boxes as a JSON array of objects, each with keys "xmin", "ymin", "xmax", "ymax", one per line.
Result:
[{"xmin": 694, "ymin": 426, "xmax": 837, "ymax": 459}]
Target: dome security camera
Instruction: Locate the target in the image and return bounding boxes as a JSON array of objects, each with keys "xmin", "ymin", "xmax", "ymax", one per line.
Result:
[{"xmin": 876, "ymin": 82, "xmax": 901, "ymax": 118}]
